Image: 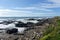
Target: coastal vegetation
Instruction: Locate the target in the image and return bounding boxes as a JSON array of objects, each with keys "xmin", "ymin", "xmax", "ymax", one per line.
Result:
[{"xmin": 39, "ymin": 16, "xmax": 60, "ymax": 40}]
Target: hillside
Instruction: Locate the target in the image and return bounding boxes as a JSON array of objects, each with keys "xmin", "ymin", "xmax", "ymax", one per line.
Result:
[{"xmin": 39, "ymin": 17, "xmax": 60, "ymax": 40}]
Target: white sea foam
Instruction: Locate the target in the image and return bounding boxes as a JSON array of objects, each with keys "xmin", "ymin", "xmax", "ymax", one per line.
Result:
[
  {"xmin": 0, "ymin": 23, "xmax": 26, "ymax": 33},
  {"xmin": 0, "ymin": 18, "xmax": 39, "ymax": 33},
  {"xmin": 15, "ymin": 27, "xmax": 26, "ymax": 33},
  {"xmin": 0, "ymin": 24, "xmax": 8, "ymax": 29},
  {"xmin": 17, "ymin": 19, "xmax": 39, "ymax": 23}
]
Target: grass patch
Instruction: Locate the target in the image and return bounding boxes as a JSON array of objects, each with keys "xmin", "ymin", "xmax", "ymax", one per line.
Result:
[{"xmin": 39, "ymin": 18, "xmax": 60, "ymax": 40}]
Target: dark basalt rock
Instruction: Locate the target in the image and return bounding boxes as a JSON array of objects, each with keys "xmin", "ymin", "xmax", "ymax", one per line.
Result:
[
  {"xmin": 15, "ymin": 21, "xmax": 28, "ymax": 27},
  {"xmin": 26, "ymin": 22, "xmax": 35, "ymax": 27},
  {"xmin": 27, "ymin": 18, "xmax": 36, "ymax": 20},
  {"xmin": 37, "ymin": 19, "xmax": 42, "ymax": 21},
  {"xmin": 15, "ymin": 23, "xmax": 28, "ymax": 27},
  {"xmin": 36, "ymin": 18, "xmax": 53, "ymax": 26},
  {"xmin": 2, "ymin": 20, "xmax": 15, "ymax": 25},
  {"xmin": 35, "ymin": 21, "xmax": 44, "ymax": 26},
  {"xmin": 27, "ymin": 22, "xmax": 34, "ymax": 25},
  {"xmin": 18, "ymin": 21, "xmax": 24, "ymax": 24},
  {"xmin": 6, "ymin": 28, "xmax": 18, "ymax": 34},
  {"xmin": 42, "ymin": 19, "xmax": 53, "ymax": 24}
]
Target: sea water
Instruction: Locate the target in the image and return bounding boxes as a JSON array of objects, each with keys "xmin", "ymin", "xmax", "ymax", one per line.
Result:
[{"xmin": 0, "ymin": 17, "xmax": 51, "ymax": 33}]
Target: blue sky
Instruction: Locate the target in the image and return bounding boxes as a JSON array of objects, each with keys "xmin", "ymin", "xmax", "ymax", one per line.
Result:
[{"xmin": 0, "ymin": 0, "xmax": 60, "ymax": 17}]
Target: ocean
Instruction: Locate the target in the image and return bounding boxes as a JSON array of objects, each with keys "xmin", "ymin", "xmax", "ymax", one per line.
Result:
[
  {"xmin": 0, "ymin": 16, "xmax": 53, "ymax": 20},
  {"xmin": 0, "ymin": 16, "xmax": 54, "ymax": 33},
  {"xmin": 0, "ymin": 17, "xmax": 43, "ymax": 21}
]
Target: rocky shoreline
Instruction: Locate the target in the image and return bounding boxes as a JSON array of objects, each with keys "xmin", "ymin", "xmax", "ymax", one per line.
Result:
[{"xmin": 0, "ymin": 18, "xmax": 54, "ymax": 40}]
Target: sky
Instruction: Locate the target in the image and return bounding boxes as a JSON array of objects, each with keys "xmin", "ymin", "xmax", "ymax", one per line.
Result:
[{"xmin": 0, "ymin": 0, "xmax": 60, "ymax": 17}]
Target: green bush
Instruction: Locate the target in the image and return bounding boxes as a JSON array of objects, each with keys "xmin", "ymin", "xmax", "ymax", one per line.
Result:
[{"xmin": 39, "ymin": 17, "xmax": 60, "ymax": 40}]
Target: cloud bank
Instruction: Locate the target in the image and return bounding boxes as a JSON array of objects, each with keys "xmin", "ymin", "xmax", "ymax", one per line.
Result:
[{"xmin": 0, "ymin": 0, "xmax": 60, "ymax": 17}]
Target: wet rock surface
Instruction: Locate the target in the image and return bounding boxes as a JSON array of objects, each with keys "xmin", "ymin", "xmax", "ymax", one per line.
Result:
[{"xmin": 0, "ymin": 18, "xmax": 53, "ymax": 40}]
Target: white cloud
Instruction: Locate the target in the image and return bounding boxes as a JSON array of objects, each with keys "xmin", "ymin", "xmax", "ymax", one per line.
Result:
[
  {"xmin": 0, "ymin": 0, "xmax": 59, "ymax": 17},
  {"xmin": 0, "ymin": 8, "xmax": 54, "ymax": 17},
  {"xmin": 15, "ymin": 7, "xmax": 35, "ymax": 10},
  {"xmin": 0, "ymin": 9, "xmax": 33, "ymax": 17},
  {"xmin": 41, "ymin": 0, "xmax": 60, "ymax": 8},
  {"xmin": 48, "ymin": 0, "xmax": 60, "ymax": 3},
  {"xmin": 0, "ymin": 9, "xmax": 32, "ymax": 13},
  {"xmin": 48, "ymin": 0, "xmax": 60, "ymax": 8},
  {"xmin": 31, "ymin": 0, "xmax": 60, "ymax": 9},
  {"xmin": 14, "ymin": 7, "xmax": 52, "ymax": 11},
  {"xmin": 41, "ymin": 3, "xmax": 60, "ymax": 8}
]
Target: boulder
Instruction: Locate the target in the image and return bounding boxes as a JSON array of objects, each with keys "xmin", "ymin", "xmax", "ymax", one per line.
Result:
[
  {"xmin": 15, "ymin": 21, "xmax": 27, "ymax": 27},
  {"xmin": 6, "ymin": 28, "xmax": 18, "ymax": 34},
  {"xmin": 26, "ymin": 22, "xmax": 35, "ymax": 27},
  {"xmin": 27, "ymin": 18, "xmax": 36, "ymax": 20}
]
